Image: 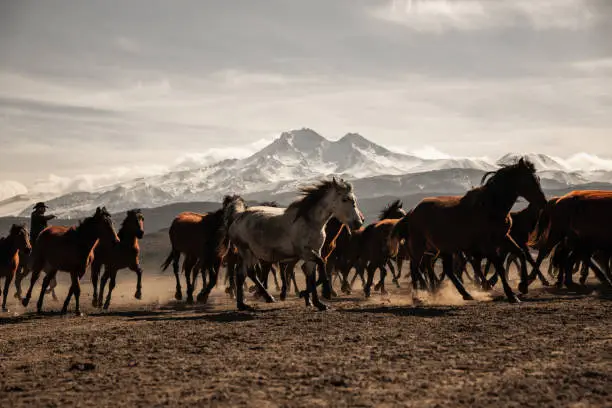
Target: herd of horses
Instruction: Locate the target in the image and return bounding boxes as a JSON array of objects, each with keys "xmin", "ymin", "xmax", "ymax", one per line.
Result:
[{"xmin": 0, "ymin": 157, "xmax": 611, "ymax": 316}]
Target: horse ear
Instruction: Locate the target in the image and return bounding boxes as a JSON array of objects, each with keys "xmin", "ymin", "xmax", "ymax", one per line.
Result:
[
  {"xmin": 518, "ymin": 157, "xmax": 525, "ymax": 166},
  {"xmin": 331, "ymin": 176, "xmax": 338, "ymax": 186}
]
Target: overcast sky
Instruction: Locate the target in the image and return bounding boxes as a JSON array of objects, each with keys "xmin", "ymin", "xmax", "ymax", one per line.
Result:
[{"xmin": 1, "ymin": 0, "xmax": 611, "ymax": 186}]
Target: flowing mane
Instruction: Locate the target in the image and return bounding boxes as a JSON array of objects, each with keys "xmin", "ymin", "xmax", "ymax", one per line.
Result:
[
  {"xmin": 461, "ymin": 158, "xmax": 537, "ymax": 206},
  {"xmin": 379, "ymin": 199, "xmax": 403, "ymax": 221},
  {"xmin": 288, "ymin": 178, "xmax": 353, "ymax": 222}
]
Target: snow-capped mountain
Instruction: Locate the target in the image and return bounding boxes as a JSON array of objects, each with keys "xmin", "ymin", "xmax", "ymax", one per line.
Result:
[{"xmin": 4, "ymin": 129, "xmax": 612, "ymax": 219}]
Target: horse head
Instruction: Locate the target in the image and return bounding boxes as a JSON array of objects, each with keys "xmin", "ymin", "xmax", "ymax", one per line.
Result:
[
  {"xmin": 379, "ymin": 199, "xmax": 406, "ymax": 220},
  {"xmin": 94, "ymin": 207, "xmax": 120, "ymax": 244},
  {"xmin": 125, "ymin": 209, "xmax": 145, "ymax": 239},
  {"xmin": 512, "ymin": 158, "xmax": 547, "ymax": 209},
  {"xmin": 328, "ymin": 177, "xmax": 364, "ymax": 231},
  {"xmin": 10, "ymin": 224, "xmax": 31, "ymax": 255}
]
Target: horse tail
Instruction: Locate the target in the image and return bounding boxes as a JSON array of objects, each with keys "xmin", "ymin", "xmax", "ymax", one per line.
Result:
[
  {"xmin": 528, "ymin": 198, "xmax": 557, "ymax": 249},
  {"xmin": 160, "ymin": 250, "xmax": 177, "ymax": 271},
  {"xmin": 217, "ymin": 195, "xmax": 247, "ymax": 257}
]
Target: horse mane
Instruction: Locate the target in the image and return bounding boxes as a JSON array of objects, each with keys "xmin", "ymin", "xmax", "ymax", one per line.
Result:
[
  {"xmin": 71, "ymin": 207, "xmax": 112, "ymax": 237},
  {"xmin": 462, "ymin": 157, "xmax": 537, "ymax": 206},
  {"xmin": 288, "ymin": 178, "xmax": 353, "ymax": 222},
  {"xmin": 481, "ymin": 158, "xmax": 536, "ymax": 186},
  {"xmin": 379, "ymin": 199, "xmax": 403, "ymax": 221},
  {"xmin": 118, "ymin": 209, "xmax": 142, "ymax": 241}
]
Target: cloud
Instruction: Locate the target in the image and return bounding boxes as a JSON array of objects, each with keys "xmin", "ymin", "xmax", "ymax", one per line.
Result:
[{"xmin": 372, "ymin": 0, "xmax": 598, "ymax": 33}]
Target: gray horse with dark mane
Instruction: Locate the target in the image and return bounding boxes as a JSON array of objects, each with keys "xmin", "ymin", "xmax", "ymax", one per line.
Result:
[{"xmin": 221, "ymin": 178, "xmax": 364, "ymax": 311}]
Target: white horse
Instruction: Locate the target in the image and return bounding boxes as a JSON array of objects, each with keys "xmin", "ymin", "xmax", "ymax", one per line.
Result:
[{"xmin": 221, "ymin": 178, "xmax": 364, "ymax": 311}]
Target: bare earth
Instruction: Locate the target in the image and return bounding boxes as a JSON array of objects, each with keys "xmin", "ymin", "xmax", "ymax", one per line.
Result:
[{"xmin": 1, "ymin": 272, "xmax": 611, "ymax": 408}]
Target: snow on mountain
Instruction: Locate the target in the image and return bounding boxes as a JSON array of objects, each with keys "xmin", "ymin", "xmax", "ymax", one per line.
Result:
[{"xmin": 5, "ymin": 129, "xmax": 612, "ymax": 219}]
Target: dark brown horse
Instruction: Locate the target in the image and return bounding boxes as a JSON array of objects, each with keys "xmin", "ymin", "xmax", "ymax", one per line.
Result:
[
  {"xmin": 22, "ymin": 207, "xmax": 119, "ymax": 315},
  {"xmin": 528, "ymin": 190, "xmax": 612, "ymax": 289},
  {"xmin": 0, "ymin": 225, "xmax": 31, "ymax": 312},
  {"xmin": 161, "ymin": 206, "xmax": 226, "ymax": 304},
  {"xmin": 92, "ymin": 209, "xmax": 145, "ymax": 309},
  {"xmin": 392, "ymin": 158, "xmax": 547, "ymax": 303}
]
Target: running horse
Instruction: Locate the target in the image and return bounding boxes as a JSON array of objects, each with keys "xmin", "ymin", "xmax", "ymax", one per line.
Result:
[
  {"xmin": 222, "ymin": 178, "xmax": 364, "ymax": 311},
  {"xmin": 0, "ymin": 225, "xmax": 31, "ymax": 312},
  {"xmin": 92, "ymin": 209, "xmax": 145, "ymax": 309},
  {"xmin": 528, "ymin": 190, "xmax": 612, "ymax": 289},
  {"xmin": 391, "ymin": 158, "xmax": 547, "ymax": 303},
  {"xmin": 161, "ymin": 205, "xmax": 226, "ymax": 304},
  {"xmin": 21, "ymin": 207, "xmax": 119, "ymax": 315}
]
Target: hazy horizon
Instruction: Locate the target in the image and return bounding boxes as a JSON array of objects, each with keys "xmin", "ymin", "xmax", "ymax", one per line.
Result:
[{"xmin": 1, "ymin": 0, "xmax": 611, "ymax": 189}]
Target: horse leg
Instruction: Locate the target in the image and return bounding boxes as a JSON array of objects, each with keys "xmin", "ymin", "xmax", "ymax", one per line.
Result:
[
  {"xmin": 61, "ymin": 272, "xmax": 81, "ymax": 315},
  {"xmin": 302, "ymin": 261, "xmax": 328, "ymax": 311},
  {"xmin": 324, "ymin": 260, "xmax": 339, "ymax": 299},
  {"xmin": 14, "ymin": 265, "xmax": 27, "ymax": 300},
  {"xmin": 279, "ymin": 262, "xmax": 288, "ymax": 301},
  {"xmin": 378, "ymin": 265, "xmax": 389, "ymax": 295},
  {"xmin": 363, "ymin": 262, "xmax": 376, "ymax": 298},
  {"xmin": 172, "ymin": 253, "xmax": 182, "ymax": 301},
  {"xmin": 98, "ymin": 266, "xmax": 109, "ymax": 308},
  {"xmin": 183, "ymin": 256, "xmax": 196, "ymax": 305},
  {"xmin": 134, "ymin": 264, "xmax": 143, "ymax": 300},
  {"xmin": 103, "ymin": 269, "xmax": 119, "ymax": 310},
  {"xmin": 22, "ymin": 267, "xmax": 42, "ymax": 308},
  {"xmin": 483, "ymin": 258, "xmax": 498, "ymax": 288},
  {"xmin": 36, "ymin": 269, "xmax": 57, "ymax": 314},
  {"xmin": 235, "ymin": 261, "xmax": 253, "ymax": 311},
  {"xmin": 247, "ymin": 266, "xmax": 276, "ymax": 304},
  {"xmin": 197, "ymin": 258, "xmax": 221, "ymax": 304},
  {"xmin": 469, "ymin": 256, "xmax": 490, "ymax": 290},
  {"xmin": 91, "ymin": 260, "xmax": 101, "ymax": 307},
  {"xmin": 386, "ymin": 259, "xmax": 399, "ymax": 289},
  {"xmin": 395, "ymin": 257, "xmax": 403, "ymax": 284},
  {"xmin": 441, "ymin": 253, "xmax": 473, "ymax": 301},
  {"xmin": 2, "ymin": 273, "xmax": 13, "ymax": 312},
  {"xmin": 490, "ymin": 254, "xmax": 520, "ymax": 304}
]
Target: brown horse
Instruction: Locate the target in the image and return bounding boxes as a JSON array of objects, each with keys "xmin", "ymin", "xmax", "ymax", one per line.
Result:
[
  {"xmin": 0, "ymin": 225, "xmax": 31, "ymax": 312},
  {"xmin": 392, "ymin": 158, "xmax": 547, "ymax": 303},
  {"xmin": 92, "ymin": 209, "xmax": 145, "ymax": 309},
  {"xmin": 22, "ymin": 207, "xmax": 119, "ymax": 315},
  {"xmin": 161, "ymin": 206, "xmax": 226, "ymax": 304},
  {"xmin": 528, "ymin": 190, "xmax": 612, "ymax": 289}
]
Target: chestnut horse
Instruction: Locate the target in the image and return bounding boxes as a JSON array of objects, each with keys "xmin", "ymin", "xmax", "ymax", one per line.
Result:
[
  {"xmin": 92, "ymin": 209, "xmax": 145, "ymax": 309},
  {"xmin": 392, "ymin": 158, "xmax": 547, "ymax": 303},
  {"xmin": 22, "ymin": 207, "xmax": 119, "ymax": 315},
  {"xmin": 161, "ymin": 206, "xmax": 226, "ymax": 304},
  {"xmin": 528, "ymin": 190, "xmax": 612, "ymax": 289},
  {"xmin": 0, "ymin": 225, "xmax": 31, "ymax": 311}
]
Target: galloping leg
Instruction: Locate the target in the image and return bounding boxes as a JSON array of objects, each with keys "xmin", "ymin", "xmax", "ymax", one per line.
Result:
[
  {"xmin": 302, "ymin": 261, "xmax": 328, "ymax": 311},
  {"xmin": 183, "ymin": 256, "xmax": 197, "ymax": 304},
  {"xmin": 103, "ymin": 269, "xmax": 119, "ymax": 310},
  {"xmin": 134, "ymin": 264, "xmax": 143, "ymax": 300},
  {"xmin": 236, "ymin": 261, "xmax": 253, "ymax": 311},
  {"xmin": 21, "ymin": 267, "xmax": 42, "ymax": 308},
  {"xmin": 246, "ymin": 265, "xmax": 276, "ymax": 304},
  {"xmin": 62, "ymin": 272, "xmax": 82, "ymax": 315},
  {"xmin": 197, "ymin": 259, "xmax": 221, "ymax": 304},
  {"xmin": 98, "ymin": 266, "xmax": 109, "ymax": 308},
  {"xmin": 490, "ymin": 253, "xmax": 520, "ymax": 303},
  {"xmin": 363, "ymin": 262, "xmax": 376, "ymax": 298},
  {"xmin": 14, "ymin": 266, "xmax": 27, "ymax": 300},
  {"xmin": 441, "ymin": 253, "xmax": 474, "ymax": 301},
  {"xmin": 2, "ymin": 272, "xmax": 13, "ymax": 312},
  {"xmin": 91, "ymin": 260, "xmax": 102, "ymax": 307},
  {"xmin": 279, "ymin": 262, "xmax": 289, "ymax": 301},
  {"xmin": 36, "ymin": 269, "xmax": 57, "ymax": 313},
  {"xmin": 172, "ymin": 253, "xmax": 182, "ymax": 301}
]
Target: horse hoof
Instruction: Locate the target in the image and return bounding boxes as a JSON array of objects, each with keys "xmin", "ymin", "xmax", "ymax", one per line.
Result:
[
  {"xmin": 22, "ymin": 298, "xmax": 30, "ymax": 307},
  {"xmin": 60, "ymin": 309, "xmax": 67, "ymax": 315},
  {"xmin": 374, "ymin": 283, "xmax": 382, "ymax": 292},
  {"xmin": 363, "ymin": 288, "xmax": 371, "ymax": 298},
  {"xmin": 14, "ymin": 293, "xmax": 20, "ymax": 299},
  {"xmin": 75, "ymin": 311, "xmax": 84, "ymax": 317},
  {"xmin": 174, "ymin": 293, "xmax": 183, "ymax": 301},
  {"xmin": 462, "ymin": 294, "xmax": 474, "ymax": 301},
  {"xmin": 518, "ymin": 282, "xmax": 529, "ymax": 295},
  {"xmin": 196, "ymin": 294, "xmax": 208, "ymax": 304},
  {"xmin": 315, "ymin": 303, "xmax": 330, "ymax": 311},
  {"xmin": 265, "ymin": 296, "xmax": 276, "ymax": 304},
  {"xmin": 508, "ymin": 295, "xmax": 521, "ymax": 304},
  {"xmin": 541, "ymin": 279, "xmax": 551, "ymax": 287},
  {"xmin": 280, "ymin": 293, "xmax": 287, "ymax": 301},
  {"xmin": 37, "ymin": 309, "xmax": 44, "ymax": 315},
  {"xmin": 186, "ymin": 298, "xmax": 194, "ymax": 306},
  {"xmin": 298, "ymin": 290, "xmax": 308, "ymax": 299},
  {"xmin": 92, "ymin": 299, "xmax": 98, "ymax": 308},
  {"xmin": 134, "ymin": 292, "xmax": 142, "ymax": 300},
  {"xmin": 1, "ymin": 307, "xmax": 8, "ymax": 313},
  {"xmin": 237, "ymin": 303, "xmax": 254, "ymax": 312}
]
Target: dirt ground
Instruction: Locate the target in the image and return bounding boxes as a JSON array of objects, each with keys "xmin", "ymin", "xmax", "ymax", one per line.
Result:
[{"xmin": 0, "ymin": 269, "xmax": 611, "ymax": 408}]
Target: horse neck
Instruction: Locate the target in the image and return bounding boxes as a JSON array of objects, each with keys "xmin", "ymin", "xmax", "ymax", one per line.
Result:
[
  {"xmin": 0, "ymin": 235, "xmax": 19, "ymax": 257},
  {"xmin": 117, "ymin": 225, "xmax": 138, "ymax": 247},
  {"xmin": 74, "ymin": 221, "xmax": 102, "ymax": 251},
  {"xmin": 479, "ymin": 178, "xmax": 519, "ymax": 218},
  {"xmin": 305, "ymin": 197, "xmax": 335, "ymax": 232}
]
